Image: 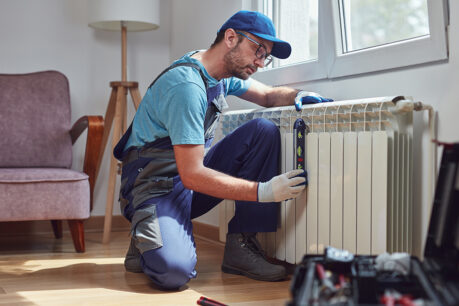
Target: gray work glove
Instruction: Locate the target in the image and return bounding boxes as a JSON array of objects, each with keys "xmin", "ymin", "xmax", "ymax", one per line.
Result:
[{"xmin": 258, "ymin": 169, "xmax": 306, "ymax": 202}]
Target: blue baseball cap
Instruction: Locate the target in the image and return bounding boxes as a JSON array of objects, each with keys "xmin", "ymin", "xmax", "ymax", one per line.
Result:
[{"xmin": 218, "ymin": 10, "xmax": 291, "ymax": 59}]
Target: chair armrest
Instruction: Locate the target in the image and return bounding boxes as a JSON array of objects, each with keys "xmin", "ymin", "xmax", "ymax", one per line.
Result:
[{"xmin": 70, "ymin": 116, "xmax": 104, "ymax": 211}]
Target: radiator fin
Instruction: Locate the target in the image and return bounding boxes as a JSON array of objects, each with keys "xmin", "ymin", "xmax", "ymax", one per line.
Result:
[
  {"xmin": 330, "ymin": 132, "xmax": 344, "ymax": 250},
  {"xmin": 343, "ymin": 133, "xmax": 358, "ymax": 254},
  {"xmin": 307, "ymin": 133, "xmax": 319, "ymax": 254}
]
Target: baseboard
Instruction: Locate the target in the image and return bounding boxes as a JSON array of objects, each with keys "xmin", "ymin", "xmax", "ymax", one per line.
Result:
[{"xmin": 192, "ymin": 221, "xmax": 221, "ymax": 243}]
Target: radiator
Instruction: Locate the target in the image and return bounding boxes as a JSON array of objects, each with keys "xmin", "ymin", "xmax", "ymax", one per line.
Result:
[{"xmin": 215, "ymin": 96, "xmax": 430, "ymax": 264}]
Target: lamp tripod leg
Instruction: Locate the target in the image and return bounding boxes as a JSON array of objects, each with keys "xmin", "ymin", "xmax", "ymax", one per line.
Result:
[
  {"xmin": 102, "ymin": 87, "xmax": 126, "ymax": 244},
  {"xmin": 121, "ymin": 90, "xmax": 128, "ymax": 134},
  {"xmin": 129, "ymin": 87, "xmax": 142, "ymax": 110},
  {"xmin": 95, "ymin": 88, "xmax": 118, "ymax": 181}
]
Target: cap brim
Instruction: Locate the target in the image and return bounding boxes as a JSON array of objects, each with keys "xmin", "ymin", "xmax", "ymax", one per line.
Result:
[{"xmin": 252, "ymin": 33, "xmax": 292, "ymax": 59}]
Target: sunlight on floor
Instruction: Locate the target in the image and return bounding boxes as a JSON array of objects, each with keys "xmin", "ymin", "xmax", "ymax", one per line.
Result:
[
  {"xmin": 1, "ymin": 257, "xmax": 125, "ymax": 274},
  {"xmin": 0, "ymin": 232, "xmax": 291, "ymax": 305},
  {"xmin": 17, "ymin": 287, "xmax": 203, "ymax": 305}
]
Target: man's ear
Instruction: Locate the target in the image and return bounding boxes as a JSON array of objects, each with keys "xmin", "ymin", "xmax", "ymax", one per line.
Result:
[{"xmin": 224, "ymin": 28, "xmax": 239, "ymax": 49}]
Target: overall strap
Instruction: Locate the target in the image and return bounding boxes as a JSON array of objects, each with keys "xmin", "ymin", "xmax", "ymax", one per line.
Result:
[{"xmin": 148, "ymin": 62, "xmax": 208, "ymax": 89}]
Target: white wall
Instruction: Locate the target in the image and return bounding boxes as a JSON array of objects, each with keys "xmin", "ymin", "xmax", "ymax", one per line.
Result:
[
  {"xmin": 0, "ymin": 0, "xmax": 171, "ymax": 217},
  {"xmin": 170, "ymin": 0, "xmax": 248, "ymax": 59},
  {"xmin": 170, "ymin": 0, "xmax": 459, "ymax": 257}
]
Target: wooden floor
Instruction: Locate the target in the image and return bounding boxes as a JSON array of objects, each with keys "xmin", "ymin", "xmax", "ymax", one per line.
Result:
[{"xmin": 0, "ymin": 230, "xmax": 292, "ymax": 305}]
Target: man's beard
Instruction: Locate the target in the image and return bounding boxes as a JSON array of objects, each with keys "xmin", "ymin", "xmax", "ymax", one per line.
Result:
[{"xmin": 223, "ymin": 45, "xmax": 257, "ymax": 80}]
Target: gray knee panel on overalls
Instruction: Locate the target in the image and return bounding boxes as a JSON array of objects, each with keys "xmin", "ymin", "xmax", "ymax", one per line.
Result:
[
  {"xmin": 119, "ymin": 152, "xmax": 176, "ymax": 252},
  {"xmin": 130, "ymin": 204, "xmax": 163, "ymax": 252}
]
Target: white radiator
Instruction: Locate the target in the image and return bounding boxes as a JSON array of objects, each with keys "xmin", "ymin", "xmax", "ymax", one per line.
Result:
[{"xmin": 215, "ymin": 96, "xmax": 432, "ymax": 264}]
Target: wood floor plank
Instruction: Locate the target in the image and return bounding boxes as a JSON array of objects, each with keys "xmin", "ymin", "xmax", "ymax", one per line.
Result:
[{"xmin": 0, "ymin": 231, "xmax": 292, "ymax": 305}]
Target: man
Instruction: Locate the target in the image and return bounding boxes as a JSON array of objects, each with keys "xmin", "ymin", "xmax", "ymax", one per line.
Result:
[{"xmin": 114, "ymin": 10, "xmax": 331, "ymax": 290}]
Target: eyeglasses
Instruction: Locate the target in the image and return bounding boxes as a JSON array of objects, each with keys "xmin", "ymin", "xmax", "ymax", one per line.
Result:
[{"xmin": 236, "ymin": 31, "xmax": 273, "ymax": 66}]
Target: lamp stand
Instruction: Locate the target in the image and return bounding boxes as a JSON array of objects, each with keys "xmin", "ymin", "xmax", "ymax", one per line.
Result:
[{"xmin": 96, "ymin": 25, "xmax": 142, "ymax": 244}]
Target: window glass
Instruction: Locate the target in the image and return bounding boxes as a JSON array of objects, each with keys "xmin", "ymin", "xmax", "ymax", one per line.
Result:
[
  {"xmin": 340, "ymin": 0, "xmax": 429, "ymax": 52},
  {"xmin": 264, "ymin": 0, "xmax": 318, "ymax": 67},
  {"xmin": 279, "ymin": 0, "xmax": 318, "ymax": 66}
]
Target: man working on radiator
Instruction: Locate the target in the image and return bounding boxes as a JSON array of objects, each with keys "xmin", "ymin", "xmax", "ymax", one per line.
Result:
[{"xmin": 114, "ymin": 10, "xmax": 332, "ymax": 290}]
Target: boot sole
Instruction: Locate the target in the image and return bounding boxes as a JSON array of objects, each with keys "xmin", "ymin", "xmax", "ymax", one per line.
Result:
[
  {"xmin": 124, "ymin": 260, "xmax": 143, "ymax": 273},
  {"xmin": 221, "ymin": 264, "xmax": 286, "ymax": 282},
  {"xmin": 124, "ymin": 266, "xmax": 143, "ymax": 273}
]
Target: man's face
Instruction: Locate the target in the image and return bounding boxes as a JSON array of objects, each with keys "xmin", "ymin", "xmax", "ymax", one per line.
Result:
[{"xmin": 223, "ymin": 32, "xmax": 274, "ymax": 80}]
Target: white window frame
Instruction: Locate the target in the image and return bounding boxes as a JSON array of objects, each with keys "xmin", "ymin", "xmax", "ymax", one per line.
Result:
[{"xmin": 250, "ymin": 0, "xmax": 449, "ymax": 86}]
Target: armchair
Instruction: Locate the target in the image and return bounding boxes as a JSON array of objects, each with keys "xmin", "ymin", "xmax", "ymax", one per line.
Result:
[{"xmin": 0, "ymin": 71, "xmax": 104, "ymax": 252}]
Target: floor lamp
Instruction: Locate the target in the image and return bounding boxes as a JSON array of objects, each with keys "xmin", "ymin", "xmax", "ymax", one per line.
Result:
[{"xmin": 88, "ymin": 0, "xmax": 160, "ymax": 244}]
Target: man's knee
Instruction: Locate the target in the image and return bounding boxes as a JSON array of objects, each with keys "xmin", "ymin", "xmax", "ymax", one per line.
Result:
[
  {"xmin": 158, "ymin": 263, "xmax": 196, "ymax": 290},
  {"xmin": 141, "ymin": 249, "xmax": 197, "ymax": 290},
  {"xmin": 249, "ymin": 118, "xmax": 280, "ymax": 139}
]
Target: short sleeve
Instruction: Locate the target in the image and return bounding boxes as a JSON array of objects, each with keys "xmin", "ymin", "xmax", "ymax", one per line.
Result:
[
  {"xmin": 162, "ymin": 82, "xmax": 207, "ymax": 145},
  {"xmin": 225, "ymin": 77, "xmax": 252, "ymax": 96}
]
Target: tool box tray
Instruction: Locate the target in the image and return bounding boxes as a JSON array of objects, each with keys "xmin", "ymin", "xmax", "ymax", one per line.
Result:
[{"xmin": 289, "ymin": 253, "xmax": 458, "ymax": 305}]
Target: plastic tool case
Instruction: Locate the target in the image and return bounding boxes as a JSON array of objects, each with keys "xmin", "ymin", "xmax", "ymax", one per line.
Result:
[{"xmin": 289, "ymin": 143, "xmax": 459, "ymax": 306}]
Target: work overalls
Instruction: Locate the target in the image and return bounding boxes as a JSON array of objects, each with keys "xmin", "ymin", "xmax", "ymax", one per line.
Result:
[{"xmin": 114, "ymin": 61, "xmax": 281, "ymax": 289}]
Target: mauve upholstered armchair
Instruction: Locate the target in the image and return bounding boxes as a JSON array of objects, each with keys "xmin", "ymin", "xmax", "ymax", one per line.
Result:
[{"xmin": 0, "ymin": 71, "xmax": 104, "ymax": 252}]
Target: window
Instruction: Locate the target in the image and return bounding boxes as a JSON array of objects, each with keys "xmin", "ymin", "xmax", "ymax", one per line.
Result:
[
  {"xmin": 339, "ymin": 0, "xmax": 430, "ymax": 52},
  {"xmin": 253, "ymin": 0, "xmax": 448, "ymax": 84}
]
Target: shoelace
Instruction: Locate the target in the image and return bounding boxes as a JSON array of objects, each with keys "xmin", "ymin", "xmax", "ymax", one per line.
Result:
[
  {"xmin": 240, "ymin": 241, "xmax": 261, "ymax": 261},
  {"xmin": 243, "ymin": 235, "xmax": 267, "ymax": 259}
]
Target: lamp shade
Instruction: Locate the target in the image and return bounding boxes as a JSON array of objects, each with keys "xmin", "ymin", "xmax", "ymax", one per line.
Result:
[{"xmin": 88, "ymin": 0, "xmax": 160, "ymax": 32}]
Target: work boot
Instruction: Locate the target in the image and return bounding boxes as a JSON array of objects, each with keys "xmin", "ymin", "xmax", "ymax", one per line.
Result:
[
  {"xmin": 124, "ymin": 237, "xmax": 143, "ymax": 273},
  {"xmin": 221, "ymin": 233, "xmax": 286, "ymax": 281}
]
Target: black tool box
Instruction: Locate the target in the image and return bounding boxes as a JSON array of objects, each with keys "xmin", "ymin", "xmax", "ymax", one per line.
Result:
[{"xmin": 289, "ymin": 143, "xmax": 459, "ymax": 306}]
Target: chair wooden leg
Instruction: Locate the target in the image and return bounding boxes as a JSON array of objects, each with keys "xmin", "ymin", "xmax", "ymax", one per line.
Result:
[
  {"xmin": 68, "ymin": 220, "xmax": 85, "ymax": 253},
  {"xmin": 51, "ymin": 220, "xmax": 63, "ymax": 239}
]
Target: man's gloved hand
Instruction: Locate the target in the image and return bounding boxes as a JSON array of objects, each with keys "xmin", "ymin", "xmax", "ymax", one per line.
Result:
[
  {"xmin": 295, "ymin": 91, "xmax": 333, "ymax": 111},
  {"xmin": 258, "ymin": 169, "xmax": 306, "ymax": 202}
]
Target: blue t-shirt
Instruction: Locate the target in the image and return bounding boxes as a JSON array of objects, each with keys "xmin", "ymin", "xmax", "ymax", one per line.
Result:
[{"xmin": 124, "ymin": 51, "xmax": 252, "ymax": 150}]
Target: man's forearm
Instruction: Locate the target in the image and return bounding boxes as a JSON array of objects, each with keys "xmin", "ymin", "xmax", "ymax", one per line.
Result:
[
  {"xmin": 174, "ymin": 144, "xmax": 258, "ymax": 201},
  {"xmin": 265, "ymin": 86, "xmax": 299, "ymax": 108},
  {"xmin": 240, "ymin": 79, "xmax": 299, "ymax": 108},
  {"xmin": 182, "ymin": 166, "xmax": 259, "ymax": 202}
]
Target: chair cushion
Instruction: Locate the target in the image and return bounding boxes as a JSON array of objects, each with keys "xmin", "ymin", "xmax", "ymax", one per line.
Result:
[
  {"xmin": 0, "ymin": 168, "xmax": 90, "ymax": 221},
  {"xmin": 0, "ymin": 71, "xmax": 72, "ymax": 168}
]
